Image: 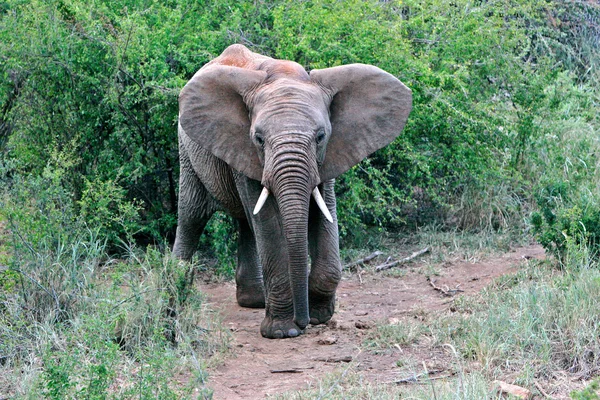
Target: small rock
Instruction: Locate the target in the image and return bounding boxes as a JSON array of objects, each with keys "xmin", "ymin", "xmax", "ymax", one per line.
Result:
[
  {"xmin": 317, "ymin": 336, "xmax": 338, "ymax": 345},
  {"xmin": 493, "ymin": 380, "xmax": 531, "ymax": 399},
  {"xmin": 337, "ymin": 323, "xmax": 350, "ymax": 331},
  {"xmin": 388, "ymin": 317, "xmax": 400, "ymax": 325},
  {"xmin": 355, "ymin": 320, "xmax": 371, "ymax": 329},
  {"xmin": 354, "ymin": 310, "xmax": 369, "ymax": 316}
]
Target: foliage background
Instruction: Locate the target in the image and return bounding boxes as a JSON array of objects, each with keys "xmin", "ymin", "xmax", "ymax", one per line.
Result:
[{"xmin": 1, "ymin": 0, "xmax": 598, "ymax": 250}]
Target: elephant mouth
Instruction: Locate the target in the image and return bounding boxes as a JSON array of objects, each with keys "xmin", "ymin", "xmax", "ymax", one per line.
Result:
[{"xmin": 252, "ymin": 186, "xmax": 333, "ymax": 223}]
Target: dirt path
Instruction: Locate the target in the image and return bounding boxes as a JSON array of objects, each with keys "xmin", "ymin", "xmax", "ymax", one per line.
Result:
[{"xmin": 201, "ymin": 245, "xmax": 545, "ymax": 399}]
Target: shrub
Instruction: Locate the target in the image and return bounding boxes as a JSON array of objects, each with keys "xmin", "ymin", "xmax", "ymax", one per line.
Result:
[{"xmin": 531, "ymin": 182, "xmax": 600, "ymax": 264}]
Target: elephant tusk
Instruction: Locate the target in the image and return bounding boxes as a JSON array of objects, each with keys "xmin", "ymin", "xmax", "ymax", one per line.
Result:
[
  {"xmin": 312, "ymin": 187, "xmax": 334, "ymax": 223},
  {"xmin": 253, "ymin": 187, "xmax": 270, "ymax": 215}
]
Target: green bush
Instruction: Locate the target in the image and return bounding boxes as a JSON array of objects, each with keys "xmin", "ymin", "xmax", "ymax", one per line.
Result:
[
  {"xmin": 0, "ymin": 166, "xmax": 224, "ymax": 397},
  {"xmin": 4, "ymin": 0, "xmax": 598, "ymax": 250},
  {"xmin": 531, "ymin": 182, "xmax": 600, "ymax": 264},
  {"xmin": 78, "ymin": 176, "xmax": 143, "ymax": 248}
]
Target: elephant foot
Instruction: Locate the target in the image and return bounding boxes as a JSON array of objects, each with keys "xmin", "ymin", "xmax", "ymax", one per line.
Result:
[
  {"xmin": 235, "ymin": 282, "xmax": 265, "ymax": 308},
  {"xmin": 236, "ymin": 285, "xmax": 265, "ymax": 308},
  {"xmin": 260, "ymin": 316, "xmax": 303, "ymax": 339},
  {"xmin": 309, "ymin": 292, "xmax": 335, "ymax": 325}
]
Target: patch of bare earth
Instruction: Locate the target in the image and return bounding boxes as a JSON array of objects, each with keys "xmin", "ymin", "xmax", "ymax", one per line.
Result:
[{"xmin": 200, "ymin": 245, "xmax": 545, "ymax": 399}]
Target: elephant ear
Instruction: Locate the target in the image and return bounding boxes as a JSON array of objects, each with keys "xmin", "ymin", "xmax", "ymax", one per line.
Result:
[
  {"xmin": 310, "ymin": 64, "xmax": 412, "ymax": 182},
  {"xmin": 179, "ymin": 65, "xmax": 267, "ymax": 181}
]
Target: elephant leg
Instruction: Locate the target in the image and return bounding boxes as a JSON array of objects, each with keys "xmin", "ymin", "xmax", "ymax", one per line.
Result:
[
  {"xmin": 237, "ymin": 178, "xmax": 301, "ymax": 338},
  {"xmin": 308, "ymin": 180, "xmax": 341, "ymax": 325},
  {"xmin": 173, "ymin": 145, "xmax": 216, "ymax": 261},
  {"xmin": 235, "ymin": 218, "xmax": 265, "ymax": 308},
  {"xmin": 259, "ymin": 240, "xmax": 300, "ymax": 338},
  {"xmin": 256, "ymin": 218, "xmax": 300, "ymax": 338}
]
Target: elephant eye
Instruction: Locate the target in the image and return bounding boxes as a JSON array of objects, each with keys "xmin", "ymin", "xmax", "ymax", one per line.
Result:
[
  {"xmin": 316, "ymin": 129, "xmax": 326, "ymax": 145},
  {"xmin": 254, "ymin": 133, "xmax": 265, "ymax": 147}
]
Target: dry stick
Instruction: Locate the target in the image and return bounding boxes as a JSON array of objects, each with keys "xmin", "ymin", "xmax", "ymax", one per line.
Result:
[
  {"xmin": 428, "ymin": 278, "xmax": 464, "ymax": 297},
  {"xmin": 343, "ymin": 251, "xmax": 384, "ymax": 270},
  {"xmin": 314, "ymin": 355, "xmax": 353, "ymax": 363},
  {"xmin": 375, "ymin": 248, "xmax": 430, "ymax": 271},
  {"xmin": 270, "ymin": 369, "xmax": 304, "ymax": 374},
  {"xmin": 534, "ymin": 381, "xmax": 556, "ymax": 399}
]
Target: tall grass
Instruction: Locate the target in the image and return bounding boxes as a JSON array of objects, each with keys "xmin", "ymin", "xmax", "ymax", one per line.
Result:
[
  {"xmin": 445, "ymin": 261, "xmax": 600, "ymax": 382},
  {"xmin": 0, "ymin": 170, "xmax": 228, "ymax": 398}
]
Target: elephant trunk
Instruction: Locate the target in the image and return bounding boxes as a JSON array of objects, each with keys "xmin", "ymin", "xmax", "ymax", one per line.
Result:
[{"xmin": 268, "ymin": 136, "xmax": 318, "ymax": 330}]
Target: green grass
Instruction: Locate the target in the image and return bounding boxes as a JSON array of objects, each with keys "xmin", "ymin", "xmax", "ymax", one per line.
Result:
[
  {"xmin": 0, "ymin": 218, "xmax": 229, "ymax": 398},
  {"xmin": 269, "ymin": 365, "xmax": 504, "ymax": 399},
  {"xmin": 442, "ymin": 262, "xmax": 600, "ymax": 383},
  {"xmin": 279, "ymin": 239, "xmax": 600, "ymax": 398}
]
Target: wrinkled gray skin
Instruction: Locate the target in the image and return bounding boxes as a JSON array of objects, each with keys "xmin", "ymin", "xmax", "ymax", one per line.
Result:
[{"xmin": 173, "ymin": 44, "xmax": 412, "ymax": 339}]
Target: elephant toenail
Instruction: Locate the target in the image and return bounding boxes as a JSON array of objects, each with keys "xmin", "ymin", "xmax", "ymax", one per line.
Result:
[
  {"xmin": 310, "ymin": 317, "xmax": 319, "ymax": 325},
  {"xmin": 273, "ymin": 330, "xmax": 284, "ymax": 339},
  {"xmin": 288, "ymin": 328, "xmax": 299, "ymax": 337}
]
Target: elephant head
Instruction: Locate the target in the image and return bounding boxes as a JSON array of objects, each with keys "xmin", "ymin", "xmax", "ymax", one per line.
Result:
[{"xmin": 178, "ymin": 48, "xmax": 411, "ymax": 331}]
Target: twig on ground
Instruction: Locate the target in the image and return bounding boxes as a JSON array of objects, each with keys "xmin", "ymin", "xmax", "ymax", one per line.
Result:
[
  {"xmin": 534, "ymin": 381, "xmax": 556, "ymax": 399},
  {"xmin": 375, "ymin": 248, "xmax": 430, "ymax": 271},
  {"xmin": 428, "ymin": 278, "xmax": 464, "ymax": 297},
  {"xmin": 270, "ymin": 369, "xmax": 304, "ymax": 373},
  {"xmin": 343, "ymin": 251, "xmax": 384, "ymax": 270},
  {"xmin": 313, "ymin": 355, "xmax": 353, "ymax": 363}
]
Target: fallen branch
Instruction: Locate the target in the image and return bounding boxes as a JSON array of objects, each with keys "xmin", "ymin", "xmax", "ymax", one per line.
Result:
[
  {"xmin": 428, "ymin": 278, "xmax": 464, "ymax": 297},
  {"xmin": 375, "ymin": 248, "xmax": 430, "ymax": 271},
  {"xmin": 270, "ymin": 369, "xmax": 304, "ymax": 374},
  {"xmin": 343, "ymin": 251, "xmax": 384, "ymax": 270},
  {"xmin": 534, "ymin": 381, "xmax": 556, "ymax": 399},
  {"xmin": 313, "ymin": 355, "xmax": 353, "ymax": 363}
]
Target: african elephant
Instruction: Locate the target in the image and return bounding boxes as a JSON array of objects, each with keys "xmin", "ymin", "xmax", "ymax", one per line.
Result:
[{"xmin": 173, "ymin": 44, "xmax": 411, "ymax": 339}]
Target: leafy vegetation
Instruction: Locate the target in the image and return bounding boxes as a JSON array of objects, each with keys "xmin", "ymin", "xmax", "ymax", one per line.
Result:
[
  {"xmin": 1, "ymin": 0, "xmax": 599, "ymax": 397},
  {"xmin": 1, "ymin": 0, "xmax": 598, "ymax": 248},
  {"xmin": 0, "ymin": 173, "xmax": 227, "ymax": 396}
]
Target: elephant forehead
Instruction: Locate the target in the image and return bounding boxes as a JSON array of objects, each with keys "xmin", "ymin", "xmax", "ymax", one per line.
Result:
[
  {"xmin": 252, "ymin": 93, "xmax": 329, "ymax": 130},
  {"xmin": 259, "ymin": 59, "xmax": 310, "ymax": 81},
  {"xmin": 254, "ymin": 81, "xmax": 326, "ymax": 108}
]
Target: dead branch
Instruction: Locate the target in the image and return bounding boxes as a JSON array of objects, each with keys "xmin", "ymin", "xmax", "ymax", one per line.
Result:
[
  {"xmin": 343, "ymin": 251, "xmax": 384, "ymax": 269},
  {"xmin": 313, "ymin": 355, "xmax": 353, "ymax": 363},
  {"xmin": 375, "ymin": 248, "xmax": 430, "ymax": 271},
  {"xmin": 534, "ymin": 381, "xmax": 556, "ymax": 399},
  {"xmin": 428, "ymin": 278, "xmax": 464, "ymax": 297},
  {"xmin": 270, "ymin": 369, "xmax": 303, "ymax": 374}
]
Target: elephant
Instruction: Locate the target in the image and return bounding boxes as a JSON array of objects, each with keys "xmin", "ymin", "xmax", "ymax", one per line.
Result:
[{"xmin": 173, "ymin": 44, "xmax": 411, "ymax": 339}]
